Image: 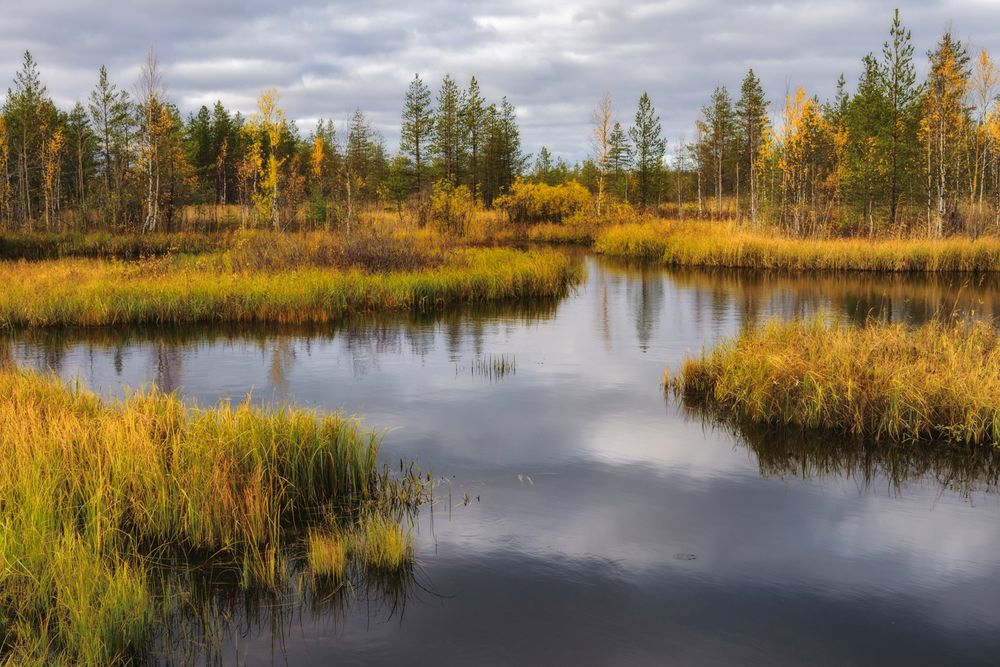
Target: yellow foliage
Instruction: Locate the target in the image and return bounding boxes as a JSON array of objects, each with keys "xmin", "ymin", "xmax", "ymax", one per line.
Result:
[{"xmin": 495, "ymin": 179, "xmax": 590, "ymax": 224}]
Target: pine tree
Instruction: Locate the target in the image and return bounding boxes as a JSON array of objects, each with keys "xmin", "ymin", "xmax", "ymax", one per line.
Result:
[
  {"xmin": 5, "ymin": 51, "xmax": 55, "ymax": 227},
  {"xmin": 400, "ymin": 74, "xmax": 433, "ymax": 193},
  {"xmin": 607, "ymin": 121, "xmax": 632, "ymax": 202},
  {"xmin": 702, "ymin": 86, "xmax": 737, "ymax": 215},
  {"xmin": 736, "ymin": 69, "xmax": 769, "ymax": 226},
  {"xmin": 880, "ymin": 8, "xmax": 921, "ymax": 230},
  {"xmin": 461, "ymin": 76, "xmax": 486, "ymax": 202},
  {"xmin": 433, "ymin": 74, "xmax": 465, "ymax": 185},
  {"xmin": 629, "ymin": 92, "xmax": 665, "ymax": 206},
  {"xmin": 845, "ymin": 54, "xmax": 890, "ymax": 234},
  {"xmin": 87, "ymin": 65, "xmax": 131, "ymax": 226}
]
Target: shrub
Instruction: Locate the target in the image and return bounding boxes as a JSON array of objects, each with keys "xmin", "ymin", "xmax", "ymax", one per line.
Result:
[{"xmin": 495, "ymin": 179, "xmax": 591, "ymax": 224}]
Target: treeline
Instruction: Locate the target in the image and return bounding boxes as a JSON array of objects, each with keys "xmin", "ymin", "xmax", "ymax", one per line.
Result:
[
  {"xmin": 6, "ymin": 10, "xmax": 1000, "ymax": 239},
  {"xmin": 0, "ymin": 53, "xmax": 526, "ymax": 232},
  {"xmin": 681, "ymin": 10, "xmax": 1000, "ymax": 237}
]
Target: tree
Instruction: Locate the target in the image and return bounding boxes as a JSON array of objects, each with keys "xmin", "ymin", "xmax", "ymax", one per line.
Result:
[
  {"xmin": 5, "ymin": 50, "xmax": 56, "ymax": 227},
  {"xmin": 879, "ymin": 9, "xmax": 921, "ymax": 230},
  {"xmin": 702, "ymin": 86, "xmax": 737, "ymax": 216},
  {"xmin": 88, "ymin": 65, "xmax": 131, "ymax": 227},
  {"xmin": 844, "ymin": 54, "xmax": 889, "ymax": 234},
  {"xmin": 482, "ymin": 97, "xmax": 525, "ymax": 206},
  {"xmin": 65, "ymin": 103, "xmax": 93, "ymax": 218},
  {"xmin": 736, "ymin": 69, "xmax": 769, "ymax": 226},
  {"xmin": 607, "ymin": 121, "xmax": 632, "ymax": 202},
  {"xmin": 433, "ymin": 74, "xmax": 465, "ymax": 184},
  {"xmin": 629, "ymin": 92, "xmax": 666, "ymax": 206},
  {"xmin": 461, "ymin": 77, "xmax": 487, "ymax": 201},
  {"xmin": 249, "ymin": 88, "xmax": 287, "ymax": 230},
  {"xmin": 137, "ymin": 49, "xmax": 166, "ymax": 232},
  {"xmin": 591, "ymin": 93, "xmax": 614, "ymax": 216},
  {"xmin": 921, "ymin": 30, "xmax": 970, "ymax": 236},
  {"xmin": 400, "ymin": 74, "xmax": 433, "ymax": 193}
]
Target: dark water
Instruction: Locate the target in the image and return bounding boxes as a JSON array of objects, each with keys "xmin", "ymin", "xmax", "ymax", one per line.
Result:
[{"xmin": 8, "ymin": 255, "xmax": 1000, "ymax": 666}]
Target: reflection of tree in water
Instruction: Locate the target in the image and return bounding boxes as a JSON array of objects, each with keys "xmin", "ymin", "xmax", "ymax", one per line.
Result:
[
  {"xmin": 625, "ymin": 269, "xmax": 665, "ymax": 351},
  {"xmin": 677, "ymin": 394, "xmax": 1000, "ymax": 498},
  {"xmin": 665, "ymin": 268, "xmax": 1000, "ymax": 328},
  {"xmin": 265, "ymin": 338, "xmax": 297, "ymax": 395},
  {"xmin": 152, "ymin": 343, "xmax": 184, "ymax": 393}
]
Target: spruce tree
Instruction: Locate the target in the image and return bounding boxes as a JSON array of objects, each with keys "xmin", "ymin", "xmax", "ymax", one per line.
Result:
[
  {"xmin": 628, "ymin": 92, "xmax": 665, "ymax": 206},
  {"xmin": 399, "ymin": 74, "xmax": 433, "ymax": 192}
]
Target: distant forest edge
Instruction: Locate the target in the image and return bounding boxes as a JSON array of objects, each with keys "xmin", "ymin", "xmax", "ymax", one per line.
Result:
[{"xmin": 0, "ymin": 9, "xmax": 997, "ymax": 239}]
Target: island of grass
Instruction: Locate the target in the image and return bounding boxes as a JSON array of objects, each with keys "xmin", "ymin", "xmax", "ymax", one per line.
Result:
[
  {"xmin": 0, "ymin": 366, "xmax": 425, "ymax": 665},
  {"xmin": 673, "ymin": 317, "xmax": 1000, "ymax": 447},
  {"xmin": 0, "ymin": 230, "xmax": 580, "ymax": 329}
]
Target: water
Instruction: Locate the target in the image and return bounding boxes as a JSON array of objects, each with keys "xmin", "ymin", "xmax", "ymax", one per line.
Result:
[{"xmin": 8, "ymin": 255, "xmax": 1000, "ymax": 665}]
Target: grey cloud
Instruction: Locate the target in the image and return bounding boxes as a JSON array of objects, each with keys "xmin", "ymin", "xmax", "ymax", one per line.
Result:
[{"xmin": 4, "ymin": 1, "xmax": 1000, "ymax": 161}]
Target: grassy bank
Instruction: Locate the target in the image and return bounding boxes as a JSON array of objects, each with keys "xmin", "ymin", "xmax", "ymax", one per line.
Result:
[
  {"xmin": 595, "ymin": 221, "xmax": 1000, "ymax": 272},
  {"xmin": 0, "ymin": 231, "xmax": 223, "ymax": 261},
  {"xmin": 0, "ymin": 366, "xmax": 422, "ymax": 664},
  {"xmin": 0, "ymin": 247, "xmax": 579, "ymax": 328},
  {"xmin": 673, "ymin": 317, "xmax": 1000, "ymax": 447}
]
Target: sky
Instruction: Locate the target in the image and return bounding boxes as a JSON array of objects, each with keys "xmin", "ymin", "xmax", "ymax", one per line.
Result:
[{"xmin": 3, "ymin": 0, "xmax": 1000, "ymax": 163}]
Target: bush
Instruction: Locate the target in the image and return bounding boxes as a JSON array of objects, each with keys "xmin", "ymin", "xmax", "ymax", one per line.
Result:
[
  {"xmin": 429, "ymin": 180, "xmax": 475, "ymax": 235},
  {"xmin": 495, "ymin": 179, "xmax": 591, "ymax": 224}
]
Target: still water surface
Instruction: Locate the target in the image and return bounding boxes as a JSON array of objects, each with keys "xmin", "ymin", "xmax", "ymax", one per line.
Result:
[{"xmin": 9, "ymin": 254, "xmax": 1000, "ymax": 665}]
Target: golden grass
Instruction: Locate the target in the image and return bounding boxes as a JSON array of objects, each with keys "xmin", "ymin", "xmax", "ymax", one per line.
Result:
[
  {"xmin": 0, "ymin": 366, "xmax": 423, "ymax": 664},
  {"xmin": 675, "ymin": 317, "xmax": 1000, "ymax": 446},
  {"xmin": 349, "ymin": 515, "xmax": 413, "ymax": 571},
  {"xmin": 595, "ymin": 220, "xmax": 1000, "ymax": 272},
  {"xmin": 307, "ymin": 530, "xmax": 349, "ymax": 580},
  {"xmin": 0, "ymin": 247, "xmax": 579, "ymax": 328}
]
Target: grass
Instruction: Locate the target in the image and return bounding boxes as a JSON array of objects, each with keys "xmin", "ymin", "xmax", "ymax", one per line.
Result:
[
  {"xmin": 0, "ymin": 247, "xmax": 579, "ymax": 328},
  {"xmin": 595, "ymin": 220, "xmax": 1000, "ymax": 272},
  {"xmin": 349, "ymin": 515, "xmax": 413, "ymax": 571},
  {"xmin": 673, "ymin": 316, "xmax": 1000, "ymax": 447},
  {"xmin": 0, "ymin": 231, "xmax": 221, "ymax": 261},
  {"xmin": 307, "ymin": 530, "xmax": 349, "ymax": 580},
  {"xmin": 0, "ymin": 366, "xmax": 424, "ymax": 664}
]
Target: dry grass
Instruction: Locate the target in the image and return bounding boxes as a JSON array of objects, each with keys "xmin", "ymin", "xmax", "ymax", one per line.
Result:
[
  {"xmin": 674, "ymin": 316, "xmax": 1000, "ymax": 446},
  {"xmin": 596, "ymin": 220, "xmax": 1000, "ymax": 272},
  {"xmin": 0, "ymin": 247, "xmax": 580, "ymax": 328}
]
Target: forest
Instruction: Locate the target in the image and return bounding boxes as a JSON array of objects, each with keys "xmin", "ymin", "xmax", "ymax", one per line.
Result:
[{"xmin": 1, "ymin": 10, "xmax": 998, "ymax": 239}]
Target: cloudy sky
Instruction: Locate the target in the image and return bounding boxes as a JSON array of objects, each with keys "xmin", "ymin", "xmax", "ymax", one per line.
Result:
[{"xmin": 3, "ymin": 0, "xmax": 1000, "ymax": 162}]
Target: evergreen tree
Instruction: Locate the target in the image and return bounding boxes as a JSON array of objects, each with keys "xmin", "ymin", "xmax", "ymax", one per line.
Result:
[
  {"xmin": 628, "ymin": 92, "xmax": 666, "ymax": 206},
  {"xmin": 399, "ymin": 74, "xmax": 433, "ymax": 192},
  {"xmin": 87, "ymin": 65, "xmax": 131, "ymax": 226},
  {"xmin": 736, "ymin": 69, "xmax": 769, "ymax": 225},
  {"xmin": 880, "ymin": 8, "xmax": 921, "ymax": 229},
  {"xmin": 461, "ymin": 76, "xmax": 487, "ymax": 201},
  {"xmin": 607, "ymin": 121, "xmax": 632, "ymax": 202},
  {"xmin": 433, "ymin": 74, "xmax": 465, "ymax": 184},
  {"xmin": 702, "ymin": 85, "xmax": 737, "ymax": 214}
]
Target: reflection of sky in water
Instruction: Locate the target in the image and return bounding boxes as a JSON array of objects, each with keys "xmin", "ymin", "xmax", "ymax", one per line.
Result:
[{"xmin": 8, "ymin": 256, "xmax": 1000, "ymax": 664}]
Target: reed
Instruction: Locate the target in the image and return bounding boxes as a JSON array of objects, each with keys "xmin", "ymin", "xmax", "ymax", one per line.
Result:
[
  {"xmin": 0, "ymin": 366, "xmax": 423, "ymax": 664},
  {"xmin": 595, "ymin": 220, "xmax": 1000, "ymax": 272},
  {"xmin": 0, "ymin": 247, "xmax": 580, "ymax": 329},
  {"xmin": 674, "ymin": 316, "xmax": 1000, "ymax": 447}
]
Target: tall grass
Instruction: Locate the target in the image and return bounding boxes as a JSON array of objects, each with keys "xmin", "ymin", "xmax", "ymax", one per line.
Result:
[
  {"xmin": 0, "ymin": 366, "xmax": 423, "ymax": 664},
  {"xmin": 596, "ymin": 220, "xmax": 1000, "ymax": 272},
  {"xmin": 674, "ymin": 317, "xmax": 1000, "ymax": 447},
  {"xmin": 0, "ymin": 247, "xmax": 580, "ymax": 328}
]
